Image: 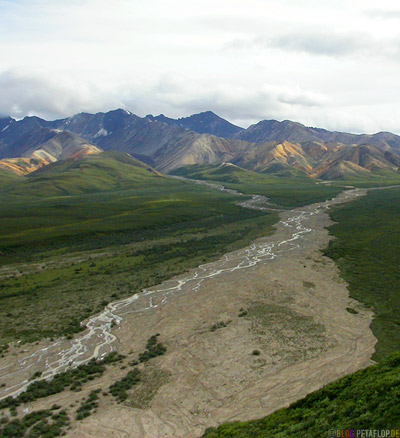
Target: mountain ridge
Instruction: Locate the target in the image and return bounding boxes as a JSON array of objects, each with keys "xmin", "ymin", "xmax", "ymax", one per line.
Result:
[
  {"xmin": 234, "ymin": 118, "xmax": 400, "ymax": 151},
  {"xmin": 1, "ymin": 109, "xmax": 400, "ymax": 180},
  {"xmin": 146, "ymin": 110, "xmax": 244, "ymax": 138}
]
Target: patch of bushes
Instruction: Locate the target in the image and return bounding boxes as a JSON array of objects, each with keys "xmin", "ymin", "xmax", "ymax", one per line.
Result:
[
  {"xmin": 0, "ymin": 408, "xmax": 69, "ymax": 437},
  {"xmin": 109, "ymin": 369, "xmax": 141, "ymax": 403},
  {"xmin": 29, "ymin": 371, "xmax": 42, "ymax": 381},
  {"xmin": 100, "ymin": 351, "xmax": 125, "ymax": 365},
  {"xmin": 75, "ymin": 389, "xmax": 100, "ymax": 421},
  {"xmin": 108, "ymin": 334, "xmax": 167, "ymax": 404},
  {"xmin": 346, "ymin": 307, "xmax": 358, "ymax": 315},
  {"xmin": 0, "ymin": 351, "xmax": 123, "ymax": 410},
  {"xmin": 138, "ymin": 335, "xmax": 167, "ymax": 363}
]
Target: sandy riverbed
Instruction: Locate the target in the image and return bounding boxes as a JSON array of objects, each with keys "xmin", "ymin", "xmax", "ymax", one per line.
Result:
[{"xmin": 61, "ymin": 188, "xmax": 376, "ymax": 438}]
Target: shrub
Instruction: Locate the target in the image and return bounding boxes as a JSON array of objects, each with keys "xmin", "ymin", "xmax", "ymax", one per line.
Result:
[
  {"xmin": 138, "ymin": 335, "xmax": 167, "ymax": 363},
  {"xmin": 76, "ymin": 389, "xmax": 100, "ymax": 421},
  {"xmin": 0, "ymin": 352, "xmax": 124, "ymax": 409},
  {"xmin": 109, "ymin": 369, "xmax": 141, "ymax": 403}
]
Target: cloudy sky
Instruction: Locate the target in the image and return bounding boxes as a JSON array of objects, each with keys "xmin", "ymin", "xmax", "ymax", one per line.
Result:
[{"xmin": 1, "ymin": 0, "xmax": 400, "ymax": 133}]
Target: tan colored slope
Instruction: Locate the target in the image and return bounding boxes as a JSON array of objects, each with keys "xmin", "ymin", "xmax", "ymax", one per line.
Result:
[
  {"xmin": 314, "ymin": 160, "xmax": 371, "ymax": 180},
  {"xmin": 234, "ymin": 140, "xmax": 314, "ymax": 173},
  {"xmin": 300, "ymin": 141, "xmax": 330, "ymax": 159},
  {"xmin": 0, "ymin": 132, "xmax": 102, "ymax": 175},
  {"xmin": 336, "ymin": 144, "xmax": 398, "ymax": 172},
  {"xmin": 0, "ymin": 156, "xmax": 51, "ymax": 175},
  {"xmin": 154, "ymin": 133, "xmax": 251, "ymax": 172},
  {"xmin": 23, "ymin": 131, "xmax": 102, "ymax": 162},
  {"xmin": 268, "ymin": 141, "xmax": 313, "ymax": 171},
  {"xmin": 233, "ymin": 141, "xmax": 400, "ymax": 178}
]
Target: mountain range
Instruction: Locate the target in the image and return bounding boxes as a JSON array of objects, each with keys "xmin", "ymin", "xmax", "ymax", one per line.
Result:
[{"xmin": 1, "ymin": 109, "xmax": 400, "ymax": 180}]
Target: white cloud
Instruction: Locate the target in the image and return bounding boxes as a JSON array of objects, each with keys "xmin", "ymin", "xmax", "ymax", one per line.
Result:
[{"xmin": 1, "ymin": 0, "xmax": 400, "ymax": 134}]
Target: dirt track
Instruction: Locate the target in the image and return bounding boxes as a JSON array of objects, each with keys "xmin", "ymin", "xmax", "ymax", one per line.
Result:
[{"xmin": 64, "ymin": 188, "xmax": 376, "ymax": 438}]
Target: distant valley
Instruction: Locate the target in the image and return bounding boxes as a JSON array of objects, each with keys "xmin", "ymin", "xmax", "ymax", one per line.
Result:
[{"xmin": 1, "ymin": 109, "xmax": 400, "ymax": 437}]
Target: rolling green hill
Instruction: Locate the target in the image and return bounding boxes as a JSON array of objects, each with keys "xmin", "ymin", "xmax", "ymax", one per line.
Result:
[
  {"xmin": 1, "ymin": 152, "xmax": 165, "ymax": 198},
  {"xmin": 0, "ymin": 167, "xmax": 23, "ymax": 188},
  {"xmin": 171, "ymin": 163, "xmax": 343, "ymax": 207},
  {"xmin": 0, "ymin": 153, "xmax": 279, "ymax": 343}
]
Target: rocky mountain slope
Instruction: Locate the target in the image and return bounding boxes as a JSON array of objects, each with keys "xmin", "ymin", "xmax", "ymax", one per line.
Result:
[
  {"xmin": 146, "ymin": 110, "xmax": 243, "ymax": 138},
  {"xmin": 0, "ymin": 130, "xmax": 101, "ymax": 175},
  {"xmin": 234, "ymin": 119, "xmax": 400, "ymax": 151},
  {"xmin": 1, "ymin": 110, "xmax": 399, "ymax": 179}
]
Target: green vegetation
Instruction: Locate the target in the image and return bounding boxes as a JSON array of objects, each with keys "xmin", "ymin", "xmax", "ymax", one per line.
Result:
[
  {"xmin": 100, "ymin": 351, "xmax": 126, "ymax": 364},
  {"xmin": 1, "ymin": 152, "xmax": 164, "ymax": 198},
  {"xmin": 0, "ymin": 333, "xmax": 163, "ymax": 424},
  {"xmin": 324, "ymin": 187, "xmax": 400, "ymax": 360},
  {"xmin": 203, "ymin": 352, "xmax": 400, "ymax": 437},
  {"xmin": 0, "ymin": 156, "xmax": 265, "ymax": 259},
  {"xmin": 328, "ymin": 169, "xmax": 400, "ymax": 187},
  {"xmin": 171, "ymin": 164, "xmax": 344, "ymax": 207},
  {"xmin": 108, "ymin": 335, "xmax": 166, "ymax": 403},
  {"xmin": 0, "ymin": 352, "xmax": 123, "ymax": 410},
  {"xmin": 75, "ymin": 389, "xmax": 100, "ymax": 421},
  {"xmin": 0, "ymin": 155, "xmax": 279, "ymax": 344},
  {"xmin": 171, "ymin": 164, "xmax": 400, "ymax": 206},
  {"xmin": 0, "ymin": 167, "xmax": 22, "ymax": 189},
  {"xmin": 0, "ymin": 408, "xmax": 69, "ymax": 438},
  {"xmin": 138, "ymin": 334, "xmax": 167, "ymax": 363},
  {"xmin": 29, "ymin": 371, "xmax": 42, "ymax": 381},
  {"xmin": 109, "ymin": 368, "xmax": 141, "ymax": 403}
]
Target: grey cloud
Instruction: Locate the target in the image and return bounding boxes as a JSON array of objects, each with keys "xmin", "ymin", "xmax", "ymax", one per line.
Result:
[
  {"xmin": 122, "ymin": 77, "xmax": 328, "ymax": 129},
  {"xmin": 269, "ymin": 32, "xmax": 372, "ymax": 56},
  {"xmin": 121, "ymin": 75, "xmax": 400, "ymax": 134},
  {"xmin": 364, "ymin": 9, "xmax": 400, "ymax": 19},
  {"xmin": 276, "ymin": 89, "xmax": 327, "ymax": 107},
  {"xmin": 226, "ymin": 31, "xmax": 374, "ymax": 57},
  {"xmin": 1, "ymin": 68, "xmax": 398, "ymax": 135},
  {"xmin": 0, "ymin": 68, "xmax": 120, "ymax": 119},
  {"xmin": 0, "ymin": 68, "xmax": 329, "ymax": 128}
]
